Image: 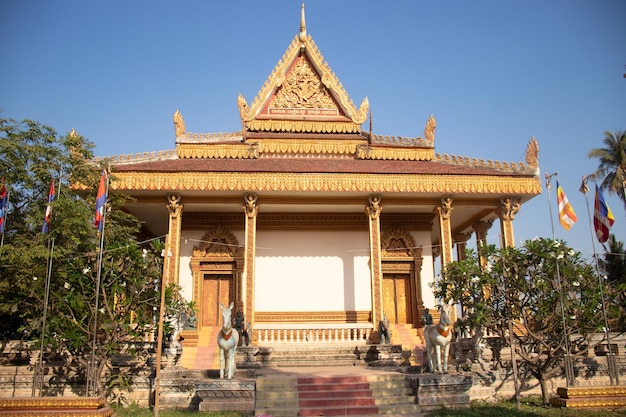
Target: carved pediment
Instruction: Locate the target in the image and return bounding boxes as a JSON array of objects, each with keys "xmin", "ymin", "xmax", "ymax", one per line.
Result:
[
  {"xmin": 381, "ymin": 226, "xmax": 420, "ymax": 258},
  {"xmin": 237, "ymin": 5, "xmax": 368, "ymax": 134},
  {"xmin": 192, "ymin": 225, "xmax": 241, "ymax": 258}
]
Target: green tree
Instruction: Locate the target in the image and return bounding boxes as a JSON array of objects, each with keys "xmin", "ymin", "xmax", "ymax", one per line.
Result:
[
  {"xmin": 598, "ymin": 234, "xmax": 626, "ymax": 331},
  {"xmin": 587, "ymin": 130, "xmax": 626, "ymax": 210},
  {"xmin": 435, "ymin": 238, "xmax": 619, "ymax": 405},
  {"xmin": 0, "ymin": 117, "xmax": 186, "ymax": 398}
]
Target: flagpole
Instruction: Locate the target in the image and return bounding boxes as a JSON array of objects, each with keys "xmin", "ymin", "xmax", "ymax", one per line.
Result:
[
  {"xmin": 153, "ymin": 235, "xmax": 170, "ymax": 417},
  {"xmin": 545, "ymin": 172, "xmax": 575, "ymax": 386},
  {"xmin": 32, "ymin": 174, "xmax": 61, "ymax": 397},
  {"xmin": 86, "ymin": 171, "xmax": 109, "ymax": 397},
  {"xmin": 580, "ymin": 175, "xmax": 619, "ymax": 385}
]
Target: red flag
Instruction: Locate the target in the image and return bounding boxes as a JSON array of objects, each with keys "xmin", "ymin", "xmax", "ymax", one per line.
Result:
[
  {"xmin": 594, "ymin": 185, "xmax": 614, "ymax": 243},
  {"xmin": 42, "ymin": 179, "xmax": 55, "ymax": 233},
  {"xmin": 94, "ymin": 171, "xmax": 107, "ymax": 231}
]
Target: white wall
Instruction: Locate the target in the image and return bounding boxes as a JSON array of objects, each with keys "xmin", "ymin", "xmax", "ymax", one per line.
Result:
[
  {"xmin": 411, "ymin": 230, "xmax": 436, "ymax": 310},
  {"xmin": 177, "ymin": 229, "xmax": 245, "ymax": 303},
  {"xmin": 254, "ymin": 230, "xmax": 371, "ymax": 312}
]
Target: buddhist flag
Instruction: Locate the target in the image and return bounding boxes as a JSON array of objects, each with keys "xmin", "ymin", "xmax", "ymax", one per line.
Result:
[
  {"xmin": 42, "ymin": 179, "xmax": 55, "ymax": 233},
  {"xmin": 594, "ymin": 185, "xmax": 614, "ymax": 243},
  {"xmin": 556, "ymin": 181, "xmax": 577, "ymax": 230},
  {"xmin": 94, "ymin": 171, "xmax": 107, "ymax": 231},
  {"xmin": 0, "ymin": 178, "xmax": 7, "ymax": 234}
]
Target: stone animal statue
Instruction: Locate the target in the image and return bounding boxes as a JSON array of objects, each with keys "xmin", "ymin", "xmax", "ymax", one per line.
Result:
[
  {"xmin": 425, "ymin": 303, "xmax": 453, "ymax": 373},
  {"xmin": 216, "ymin": 302, "xmax": 239, "ymax": 379}
]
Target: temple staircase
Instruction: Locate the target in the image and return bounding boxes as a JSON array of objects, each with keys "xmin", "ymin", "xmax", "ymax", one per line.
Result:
[{"xmin": 255, "ymin": 373, "xmax": 421, "ymax": 417}]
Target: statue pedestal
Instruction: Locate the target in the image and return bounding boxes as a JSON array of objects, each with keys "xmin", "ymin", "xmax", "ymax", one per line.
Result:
[
  {"xmin": 195, "ymin": 379, "xmax": 255, "ymax": 413},
  {"xmin": 413, "ymin": 374, "xmax": 473, "ymax": 412}
]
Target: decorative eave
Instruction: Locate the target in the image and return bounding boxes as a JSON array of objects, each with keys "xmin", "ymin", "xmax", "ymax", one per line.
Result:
[
  {"xmin": 236, "ymin": 5, "xmax": 368, "ymax": 134},
  {"xmin": 104, "ymin": 171, "xmax": 542, "ymax": 196}
]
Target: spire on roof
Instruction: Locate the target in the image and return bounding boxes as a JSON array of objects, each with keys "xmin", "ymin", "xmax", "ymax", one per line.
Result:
[{"xmin": 298, "ymin": 3, "xmax": 307, "ymax": 43}]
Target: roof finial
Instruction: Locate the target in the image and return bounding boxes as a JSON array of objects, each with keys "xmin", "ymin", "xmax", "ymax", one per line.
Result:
[{"xmin": 298, "ymin": 3, "xmax": 307, "ymax": 43}]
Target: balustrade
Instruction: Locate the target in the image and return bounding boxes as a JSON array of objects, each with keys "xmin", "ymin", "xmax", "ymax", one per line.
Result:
[{"xmin": 254, "ymin": 324, "xmax": 373, "ymax": 344}]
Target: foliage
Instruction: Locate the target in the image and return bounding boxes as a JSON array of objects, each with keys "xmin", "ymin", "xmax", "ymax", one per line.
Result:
[
  {"xmin": 111, "ymin": 405, "xmax": 244, "ymax": 417},
  {"xmin": 424, "ymin": 396, "xmax": 626, "ymax": 416},
  {"xmin": 434, "ymin": 238, "xmax": 621, "ymax": 405},
  {"xmin": 598, "ymin": 234, "xmax": 626, "ymax": 330},
  {"xmin": 0, "ymin": 116, "xmax": 187, "ymax": 396},
  {"xmin": 587, "ymin": 129, "xmax": 626, "ymax": 210}
]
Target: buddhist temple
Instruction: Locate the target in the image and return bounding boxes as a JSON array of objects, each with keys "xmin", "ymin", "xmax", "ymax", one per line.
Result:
[{"xmin": 98, "ymin": 5, "xmax": 541, "ymax": 355}]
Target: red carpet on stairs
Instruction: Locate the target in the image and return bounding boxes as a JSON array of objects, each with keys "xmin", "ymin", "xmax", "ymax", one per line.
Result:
[{"xmin": 296, "ymin": 376, "xmax": 379, "ymax": 416}]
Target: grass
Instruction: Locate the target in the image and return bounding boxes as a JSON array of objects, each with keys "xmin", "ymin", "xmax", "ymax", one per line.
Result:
[
  {"xmin": 112, "ymin": 404, "xmax": 244, "ymax": 417},
  {"xmin": 424, "ymin": 396, "xmax": 626, "ymax": 417},
  {"xmin": 112, "ymin": 397, "xmax": 626, "ymax": 417}
]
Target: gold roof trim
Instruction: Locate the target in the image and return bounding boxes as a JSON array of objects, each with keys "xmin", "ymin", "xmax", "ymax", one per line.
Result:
[
  {"xmin": 244, "ymin": 119, "xmax": 361, "ymax": 134},
  {"xmin": 237, "ymin": 30, "xmax": 369, "ymax": 131},
  {"xmin": 433, "ymin": 153, "xmax": 532, "ymax": 172},
  {"xmin": 256, "ymin": 138, "xmax": 363, "ymax": 156},
  {"xmin": 177, "ymin": 143, "xmax": 258, "ymax": 159},
  {"xmin": 93, "ymin": 149, "xmax": 177, "ymax": 165},
  {"xmin": 109, "ymin": 171, "xmax": 541, "ymax": 195},
  {"xmin": 356, "ymin": 145, "xmax": 434, "ymax": 161}
]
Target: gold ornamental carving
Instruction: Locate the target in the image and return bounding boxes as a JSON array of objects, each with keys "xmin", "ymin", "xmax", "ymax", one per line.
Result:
[
  {"xmin": 497, "ymin": 196, "xmax": 521, "ymax": 221},
  {"xmin": 271, "ymin": 57, "xmax": 337, "ymax": 109},
  {"xmin": 108, "ymin": 171, "xmax": 542, "ymax": 196},
  {"xmin": 423, "ymin": 114, "xmax": 436, "ymax": 142},
  {"xmin": 177, "ymin": 143, "xmax": 259, "ymax": 159},
  {"xmin": 243, "ymin": 193, "xmax": 259, "ymax": 219},
  {"xmin": 237, "ymin": 32, "xmax": 368, "ymax": 128},
  {"xmin": 174, "ymin": 109, "xmax": 186, "ymax": 137},
  {"xmin": 356, "ymin": 145, "xmax": 434, "ymax": 161},
  {"xmin": 381, "ymin": 226, "xmax": 418, "ymax": 258},
  {"xmin": 440, "ymin": 196, "xmax": 454, "ymax": 220},
  {"xmin": 366, "ymin": 195, "xmax": 382, "ymax": 220},
  {"xmin": 525, "ymin": 136, "xmax": 539, "ymax": 167},
  {"xmin": 192, "ymin": 225, "xmax": 242, "ymax": 258},
  {"xmin": 167, "ymin": 193, "xmax": 182, "ymax": 219}
]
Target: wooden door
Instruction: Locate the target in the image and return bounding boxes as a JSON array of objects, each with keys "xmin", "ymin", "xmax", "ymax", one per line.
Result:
[
  {"xmin": 202, "ymin": 274, "xmax": 232, "ymax": 326},
  {"xmin": 382, "ymin": 274, "xmax": 411, "ymax": 324}
]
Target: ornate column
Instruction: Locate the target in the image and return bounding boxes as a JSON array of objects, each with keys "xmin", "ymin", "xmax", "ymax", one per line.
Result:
[
  {"xmin": 472, "ymin": 220, "xmax": 493, "ymax": 267},
  {"xmin": 434, "ymin": 197, "xmax": 454, "ymax": 271},
  {"xmin": 242, "ymin": 193, "xmax": 259, "ymax": 327},
  {"xmin": 453, "ymin": 232, "xmax": 472, "ymax": 261},
  {"xmin": 496, "ymin": 197, "xmax": 521, "ymax": 248},
  {"xmin": 166, "ymin": 194, "xmax": 183, "ymax": 285},
  {"xmin": 366, "ymin": 195, "xmax": 383, "ymax": 326}
]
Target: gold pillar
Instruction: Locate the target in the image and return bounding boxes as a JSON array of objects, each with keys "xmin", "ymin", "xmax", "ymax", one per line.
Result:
[
  {"xmin": 243, "ymin": 193, "xmax": 259, "ymax": 327},
  {"xmin": 472, "ymin": 220, "xmax": 493, "ymax": 266},
  {"xmin": 366, "ymin": 195, "xmax": 383, "ymax": 326},
  {"xmin": 453, "ymin": 232, "xmax": 472, "ymax": 261},
  {"xmin": 496, "ymin": 197, "xmax": 521, "ymax": 248},
  {"xmin": 166, "ymin": 194, "xmax": 183, "ymax": 285},
  {"xmin": 435, "ymin": 196, "xmax": 454, "ymax": 271}
]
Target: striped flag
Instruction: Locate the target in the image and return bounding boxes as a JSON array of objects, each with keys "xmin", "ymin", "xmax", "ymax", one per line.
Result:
[
  {"xmin": 0, "ymin": 178, "xmax": 7, "ymax": 234},
  {"xmin": 556, "ymin": 181, "xmax": 577, "ymax": 230},
  {"xmin": 94, "ymin": 171, "xmax": 107, "ymax": 231},
  {"xmin": 42, "ymin": 179, "xmax": 55, "ymax": 233},
  {"xmin": 594, "ymin": 185, "xmax": 614, "ymax": 243}
]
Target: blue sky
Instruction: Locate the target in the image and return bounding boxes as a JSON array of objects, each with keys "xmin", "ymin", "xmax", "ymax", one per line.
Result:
[{"xmin": 2, "ymin": 1, "xmax": 625, "ymax": 260}]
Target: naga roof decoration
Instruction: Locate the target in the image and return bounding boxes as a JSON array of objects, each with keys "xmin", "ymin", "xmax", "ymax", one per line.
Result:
[{"xmin": 237, "ymin": 4, "xmax": 369, "ymax": 134}]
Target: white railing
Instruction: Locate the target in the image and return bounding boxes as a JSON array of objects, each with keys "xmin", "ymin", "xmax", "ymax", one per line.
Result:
[{"xmin": 254, "ymin": 323, "xmax": 373, "ymax": 345}]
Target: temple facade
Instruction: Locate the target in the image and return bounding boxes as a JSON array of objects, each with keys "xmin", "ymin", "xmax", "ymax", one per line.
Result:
[{"xmin": 101, "ymin": 6, "xmax": 541, "ymax": 347}]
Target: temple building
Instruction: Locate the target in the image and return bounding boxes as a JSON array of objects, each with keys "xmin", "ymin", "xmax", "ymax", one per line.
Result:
[{"xmin": 101, "ymin": 6, "xmax": 541, "ymax": 352}]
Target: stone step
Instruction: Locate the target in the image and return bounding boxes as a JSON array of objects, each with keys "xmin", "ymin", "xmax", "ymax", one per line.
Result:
[{"xmin": 255, "ymin": 373, "xmax": 421, "ymax": 417}]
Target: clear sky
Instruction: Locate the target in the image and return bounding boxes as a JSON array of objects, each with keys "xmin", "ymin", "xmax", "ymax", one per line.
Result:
[{"xmin": 2, "ymin": 1, "xmax": 625, "ymax": 260}]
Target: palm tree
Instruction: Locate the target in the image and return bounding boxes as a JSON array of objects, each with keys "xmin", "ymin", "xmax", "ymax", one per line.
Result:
[{"xmin": 587, "ymin": 130, "xmax": 626, "ymax": 210}]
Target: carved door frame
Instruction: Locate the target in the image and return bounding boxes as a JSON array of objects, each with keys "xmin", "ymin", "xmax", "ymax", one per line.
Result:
[
  {"xmin": 189, "ymin": 225, "xmax": 244, "ymax": 330},
  {"xmin": 381, "ymin": 226, "xmax": 424, "ymax": 328}
]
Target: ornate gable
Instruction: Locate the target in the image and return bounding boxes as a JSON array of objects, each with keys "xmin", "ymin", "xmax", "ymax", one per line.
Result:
[{"xmin": 237, "ymin": 4, "xmax": 368, "ymax": 134}]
